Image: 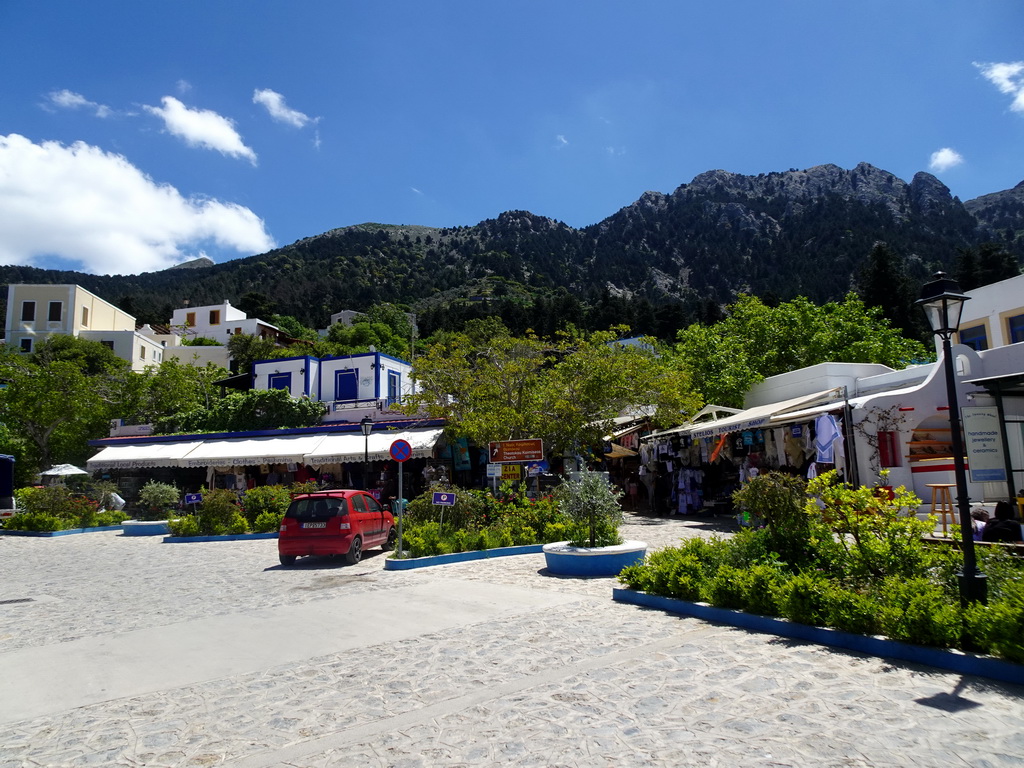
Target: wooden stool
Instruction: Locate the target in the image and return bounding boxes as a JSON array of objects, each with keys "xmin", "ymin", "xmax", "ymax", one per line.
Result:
[{"xmin": 927, "ymin": 484, "xmax": 956, "ymax": 537}]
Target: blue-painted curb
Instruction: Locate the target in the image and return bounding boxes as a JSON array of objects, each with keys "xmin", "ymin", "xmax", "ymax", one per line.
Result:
[
  {"xmin": 612, "ymin": 588, "xmax": 1024, "ymax": 686},
  {"xmin": 384, "ymin": 544, "xmax": 543, "ymax": 570},
  {"xmin": 163, "ymin": 532, "xmax": 278, "ymax": 543},
  {"xmin": 0, "ymin": 525, "xmax": 124, "ymax": 537}
]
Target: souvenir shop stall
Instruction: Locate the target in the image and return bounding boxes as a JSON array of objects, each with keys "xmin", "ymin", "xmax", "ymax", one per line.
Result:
[{"xmin": 639, "ymin": 397, "xmax": 850, "ymax": 517}]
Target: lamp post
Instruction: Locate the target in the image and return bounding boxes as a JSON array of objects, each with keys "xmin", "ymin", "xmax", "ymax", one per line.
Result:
[
  {"xmin": 360, "ymin": 415, "xmax": 373, "ymax": 491},
  {"xmin": 916, "ymin": 272, "xmax": 986, "ymax": 605}
]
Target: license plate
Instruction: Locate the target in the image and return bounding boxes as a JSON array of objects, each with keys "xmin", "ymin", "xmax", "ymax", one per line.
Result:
[{"xmin": 302, "ymin": 522, "xmax": 327, "ymax": 529}]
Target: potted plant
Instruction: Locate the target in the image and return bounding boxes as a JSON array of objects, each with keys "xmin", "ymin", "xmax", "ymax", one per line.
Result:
[
  {"xmin": 122, "ymin": 480, "xmax": 180, "ymax": 536},
  {"xmin": 542, "ymin": 471, "xmax": 647, "ymax": 576}
]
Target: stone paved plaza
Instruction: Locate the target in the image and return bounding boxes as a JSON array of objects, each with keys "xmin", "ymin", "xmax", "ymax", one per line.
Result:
[{"xmin": 1, "ymin": 512, "xmax": 1022, "ymax": 767}]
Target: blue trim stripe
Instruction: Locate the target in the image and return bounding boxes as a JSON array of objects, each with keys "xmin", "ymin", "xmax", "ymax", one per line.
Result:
[{"xmin": 611, "ymin": 589, "xmax": 1024, "ymax": 686}]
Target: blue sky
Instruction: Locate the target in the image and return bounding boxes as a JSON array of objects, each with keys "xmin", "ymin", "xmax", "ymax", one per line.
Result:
[{"xmin": 1, "ymin": 1, "xmax": 1022, "ymax": 275}]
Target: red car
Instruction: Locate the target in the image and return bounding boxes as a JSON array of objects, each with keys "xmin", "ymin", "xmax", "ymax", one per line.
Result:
[{"xmin": 278, "ymin": 490, "xmax": 397, "ymax": 566}]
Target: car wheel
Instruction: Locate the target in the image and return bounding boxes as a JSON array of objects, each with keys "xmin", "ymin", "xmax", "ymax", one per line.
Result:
[
  {"xmin": 382, "ymin": 527, "xmax": 397, "ymax": 551},
  {"xmin": 345, "ymin": 536, "xmax": 363, "ymax": 564},
  {"xmin": 279, "ymin": 554, "xmax": 297, "ymax": 566}
]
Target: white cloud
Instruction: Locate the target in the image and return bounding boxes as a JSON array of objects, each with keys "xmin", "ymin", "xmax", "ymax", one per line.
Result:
[
  {"xmin": 0, "ymin": 133, "xmax": 274, "ymax": 275},
  {"xmin": 929, "ymin": 147, "xmax": 964, "ymax": 172},
  {"xmin": 46, "ymin": 89, "xmax": 112, "ymax": 118},
  {"xmin": 974, "ymin": 61, "xmax": 1024, "ymax": 113},
  {"xmin": 253, "ymin": 88, "xmax": 312, "ymax": 128},
  {"xmin": 143, "ymin": 96, "xmax": 257, "ymax": 163},
  {"xmin": 555, "ymin": 134, "xmax": 568, "ymax": 148}
]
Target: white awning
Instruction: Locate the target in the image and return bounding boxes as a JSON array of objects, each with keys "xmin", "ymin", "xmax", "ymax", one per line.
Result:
[
  {"xmin": 179, "ymin": 434, "xmax": 329, "ymax": 468},
  {"xmin": 87, "ymin": 441, "xmax": 205, "ymax": 470},
  {"xmin": 686, "ymin": 388, "xmax": 846, "ymax": 439},
  {"xmin": 305, "ymin": 427, "xmax": 445, "ymax": 465}
]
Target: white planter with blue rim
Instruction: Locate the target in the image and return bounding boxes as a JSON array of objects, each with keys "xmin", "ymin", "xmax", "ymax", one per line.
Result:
[
  {"xmin": 542, "ymin": 539, "xmax": 647, "ymax": 577},
  {"xmin": 121, "ymin": 520, "xmax": 170, "ymax": 536}
]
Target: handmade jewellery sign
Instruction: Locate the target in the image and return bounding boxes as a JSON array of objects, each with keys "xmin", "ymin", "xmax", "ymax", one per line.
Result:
[{"xmin": 961, "ymin": 406, "xmax": 1007, "ymax": 483}]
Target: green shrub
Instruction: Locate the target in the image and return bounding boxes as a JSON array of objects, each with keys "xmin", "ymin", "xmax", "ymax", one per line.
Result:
[
  {"xmin": 705, "ymin": 564, "xmax": 749, "ymax": 610},
  {"xmin": 741, "ymin": 562, "xmax": 785, "ymax": 617},
  {"xmin": 777, "ymin": 571, "xmax": 833, "ymax": 626},
  {"xmin": 242, "ymin": 485, "xmax": 291, "ymax": 527},
  {"xmin": 253, "ymin": 510, "xmax": 284, "ymax": 533},
  {"xmin": 618, "ymin": 545, "xmax": 709, "ymax": 602},
  {"xmin": 874, "ymin": 576, "xmax": 962, "ymax": 648},
  {"xmin": 733, "ymin": 472, "xmax": 812, "ymax": 566},
  {"xmin": 168, "ymin": 514, "xmax": 200, "ymax": 537},
  {"xmin": 136, "ymin": 481, "xmax": 181, "ymax": 521},
  {"xmin": 167, "ymin": 488, "xmax": 248, "ymax": 536},
  {"xmin": 822, "ymin": 586, "xmax": 879, "ymax": 636},
  {"xmin": 806, "ymin": 470, "xmax": 931, "ymax": 584},
  {"xmin": 6, "ymin": 511, "xmax": 69, "ymax": 532},
  {"xmin": 8, "ymin": 486, "xmax": 105, "ymax": 530},
  {"xmin": 963, "ymin": 579, "xmax": 1024, "ymax": 663}
]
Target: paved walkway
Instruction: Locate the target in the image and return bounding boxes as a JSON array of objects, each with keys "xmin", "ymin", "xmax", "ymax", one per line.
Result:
[{"xmin": 0, "ymin": 512, "xmax": 1022, "ymax": 767}]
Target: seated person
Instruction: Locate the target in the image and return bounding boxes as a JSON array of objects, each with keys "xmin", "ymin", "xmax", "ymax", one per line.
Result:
[{"xmin": 981, "ymin": 500, "xmax": 1024, "ymax": 543}]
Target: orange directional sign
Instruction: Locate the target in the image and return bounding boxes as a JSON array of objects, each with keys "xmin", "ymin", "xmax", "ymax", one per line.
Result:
[{"xmin": 488, "ymin": 439, "xmax": 544, "ymax": 463}]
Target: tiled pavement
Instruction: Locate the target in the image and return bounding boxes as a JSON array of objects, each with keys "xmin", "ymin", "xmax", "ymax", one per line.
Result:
[{"xmin": 0, "ymin": 512, "xmax": 1022, "ymax": 767}]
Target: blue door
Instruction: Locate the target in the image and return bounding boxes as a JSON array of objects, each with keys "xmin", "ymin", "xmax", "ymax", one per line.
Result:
[{"xmin": 335, "ymin": 369, "xmax": 358, "ymax": 402}]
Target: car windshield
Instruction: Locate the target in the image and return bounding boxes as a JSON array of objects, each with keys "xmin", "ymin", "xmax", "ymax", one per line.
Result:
[{"xmin": 288, "ymin": 496, "xmax": 347, "ymax": 522}]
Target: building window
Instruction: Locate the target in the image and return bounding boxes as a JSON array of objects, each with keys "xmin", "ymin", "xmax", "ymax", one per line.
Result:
[
  {"xmin": 185, "ymin": 311, "xmax": 196, "ymax": 327},
  {"xmin": 100, "ymin": 340, "xmax": 114, "ymax": 350},
  {"xmin": 877, "ymin": 430, "xmax": 900, "ymax": 468},
  {"xmin": 81, "ymin": 307, "xmax": 89, "ymax": 327},
  {"xmin": 958, "ymin": 325, "xmax": 987, "ymax": 351},
  {"xmin": 19, "ymin": 338, "xmax": 32, "ymax": 353},
  {"xmin": 209, "ymin": 310, "xmax": 220, "ymax": 325},
  {"xmin": 48, "ymin": 301, "xmax": 62, "ymax": 322},
  {"xmin": 235, "ymin": 327, "xmax": 242, "ymax": 335},
  {"xmin": 20, "ymin": 301, "xmax": 35, "ymax": 322},
  {"xmin": 1008, "ymin": 314, "xmax": 1024, "ymax": 345},
  {"xmin": 140, "ymin": 346, "xmax": 146, "ymax": 359}
]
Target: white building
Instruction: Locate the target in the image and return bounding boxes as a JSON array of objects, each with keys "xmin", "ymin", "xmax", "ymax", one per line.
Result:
[
  {"xmin": 955, "ymin": 273, "xmax": 1024, "ymax": 351},
  {"xmin": 170, "ymin": 300, "xmax": 284, "ymax": 346},
  {"xmin": 644, "ymin": 272, "xmax": 1024, "ymax": 511},
  {"xmin": 4, "ymin": 284, "xmax": 168, "ymax": 372},
  {"xmin": 251, "ymin": 351, "xmax": 416, "ymax": 425}
]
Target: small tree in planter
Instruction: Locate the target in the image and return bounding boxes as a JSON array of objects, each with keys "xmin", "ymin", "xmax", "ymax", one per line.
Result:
[
  {"xmin": 136, "ymin": 481, "xmax": 180, "ymax": 521},
  {"xmin": 544, "ymin": 471, "xmax": 646, "ymax": 576},
  {"xmin": 555, "ymin": 471, "xmax": 624, "ymax": 547}
]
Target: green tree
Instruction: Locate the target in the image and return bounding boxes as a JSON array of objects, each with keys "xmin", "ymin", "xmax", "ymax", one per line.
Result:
[
  {"xmin": 270, "ymin": 315, "xmax": 319, "ymax": 342},
  {"xmin": 0, "ymin": 352, "xmax": 115, "ymax": 472},
  {"xmin": 403, "ymin": 324, "xmax": 699, "ymax": 457},
  {"xmin": 156, "ymin": 387, "xmax": 324, "ymax": 434},
  {"xmin": 236, "ymin": 292, "xmax": 278, "ymax": 320},
  {"xmin": 857, "ymin": 242, "xmax": 920, "ymax": 339},
  {"xmin": 226, "ymin": 334, "xmax": 280, "ymax": 373},
  {"xmin": 956, "ymin": 243, "xmax": 1020, "ymax": 290},
  {"xmin": 674, "ymin": 294, "xmax": 930, "ymax": 408},
  {"xmin": 125, "ymin": 357, "xmax": 229, "ymax": 426}
]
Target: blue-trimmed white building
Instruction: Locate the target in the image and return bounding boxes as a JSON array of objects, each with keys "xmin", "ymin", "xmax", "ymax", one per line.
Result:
[{"xmin": 250, "ymin": 351, "xmax": 416, "ymax": 424}]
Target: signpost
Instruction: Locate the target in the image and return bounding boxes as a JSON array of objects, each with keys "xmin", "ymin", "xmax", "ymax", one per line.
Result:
[
  {"xmin": 488, "ymin": 439, "xmax": 544, "ymax": 463},
  {"xmin": 962, "ymin": 406, "xmax": 1008, "ymax": 483},
  {"xmin": 390, "ymin": 439, "xmax": 411, "ymax": 557}
]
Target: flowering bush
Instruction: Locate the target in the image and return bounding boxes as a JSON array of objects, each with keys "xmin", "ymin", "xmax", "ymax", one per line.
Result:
[{"xmin": 5, "ymin": 485, "xmax": 126, "ymax": 531}]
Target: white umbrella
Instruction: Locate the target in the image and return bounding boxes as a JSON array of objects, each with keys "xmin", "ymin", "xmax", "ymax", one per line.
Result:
[{"xmin": 39, "ymin": 464, "xmax": 89, "ymax": 477}]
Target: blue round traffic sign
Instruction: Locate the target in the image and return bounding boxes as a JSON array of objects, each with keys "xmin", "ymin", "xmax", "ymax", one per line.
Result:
[{"xmin": 390, "ymin": 439, "xmax": 412, "ymax": 462}]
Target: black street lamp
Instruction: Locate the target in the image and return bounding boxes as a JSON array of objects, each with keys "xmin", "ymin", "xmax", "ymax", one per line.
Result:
[
  {"xmin": 360, "ymin": 415, "xmax": 373, "ymax": 490},
  {"xmin": 916, "ymin": 272, "xmax": 987, "ymax": 605}
]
